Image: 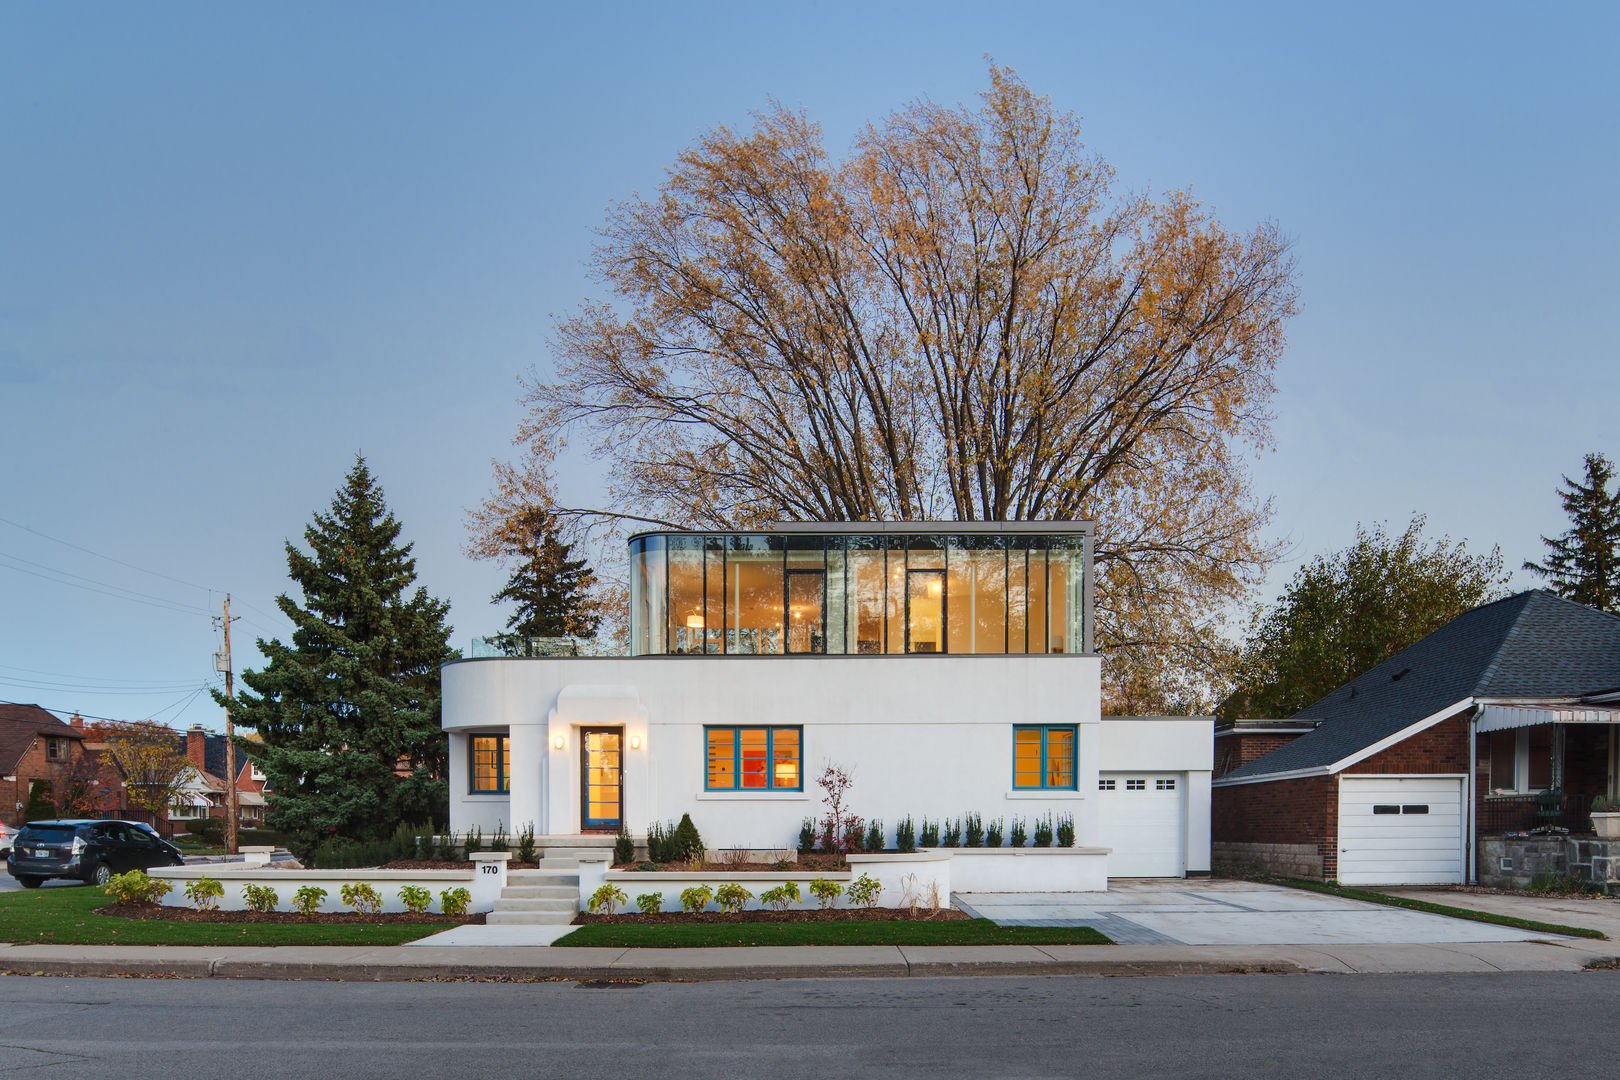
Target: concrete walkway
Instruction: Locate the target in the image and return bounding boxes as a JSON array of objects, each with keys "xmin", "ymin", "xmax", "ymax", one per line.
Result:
[{"xmin": 956, "ymin": 879, "xmax": 1565, "ymax": 946}]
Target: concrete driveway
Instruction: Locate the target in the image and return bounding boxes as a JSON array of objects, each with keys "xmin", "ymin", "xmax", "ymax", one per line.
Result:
[{"xmin": 955, "ymin": 878, "xmax": 1567, "ymax": 946}]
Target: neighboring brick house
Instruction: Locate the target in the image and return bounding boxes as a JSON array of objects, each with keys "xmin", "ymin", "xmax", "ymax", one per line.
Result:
[
  {"xmin": 170, "ymin": 725, "xmax": 270, "ymax": 831},
  {"xmin": 1213, "ymin": 719, "xmax": 1319, "ymax": 780},
  {"xmin": 1212, "ymin": 591, "xmax": 1620, "ymax": 885},
  {"xmin": 0, "ymin": 703, "xmax": 89, "ymax": 826}
]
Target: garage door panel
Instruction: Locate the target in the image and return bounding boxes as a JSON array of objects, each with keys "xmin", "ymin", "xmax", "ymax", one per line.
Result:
[
  {"xmin": 1100, "ymin": 773, "xmax": 1185, "ymax": 878},
  {"xmin": 1337, "ymin": 778, "xmax": 1462, "ymax": 886}
]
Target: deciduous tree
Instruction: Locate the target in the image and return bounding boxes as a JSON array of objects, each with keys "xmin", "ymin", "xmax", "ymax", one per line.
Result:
[
  {"xmin": 1222, "ymin": 516, "xmax": 1509, "ymax": 721},
  {"xmin": 218, "ymin": 456, "xmax": 456, "ymax": 859},
  {"xmin": 473, "ymin": 66, "xmax": 1298, "ymax": 706},
  {"xmin": 1524, "ymin": 452, "xmax": 1620, "ymax": 613},
  {"xmin": 103, "ymin": 721, "xmax": 192, "ymax": 825}
]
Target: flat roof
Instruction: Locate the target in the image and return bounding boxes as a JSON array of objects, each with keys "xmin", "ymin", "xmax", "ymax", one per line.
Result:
[{"xmin": 629, "ymin": 520, "xmax": 1094, "ymax": 542}]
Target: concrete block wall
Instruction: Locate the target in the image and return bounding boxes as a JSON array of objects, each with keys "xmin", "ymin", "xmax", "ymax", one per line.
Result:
[
  {"xmin": 1478, "ymin": 837, "xmax": 1620, "ymax": 895},
  {"xmin": 1212, "ymin": 841, "xmax": 1323, "ymax": 879},
  {"xmin": 1211, "ymin": 775, "xmax": 1338, "ymax": 880}
]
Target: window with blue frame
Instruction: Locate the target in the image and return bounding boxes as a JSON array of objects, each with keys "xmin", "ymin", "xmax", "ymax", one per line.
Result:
[
  {"xmin": 470, "ymin": 735, "xmax": 510, "ymax": 793},
  {"xmin": 1013, "ymin": 726, "xmax": 1076, "ymax": 789},
  {"xmin": 706, "ymin": 726, "xmax": 802, "ymax": 790}
]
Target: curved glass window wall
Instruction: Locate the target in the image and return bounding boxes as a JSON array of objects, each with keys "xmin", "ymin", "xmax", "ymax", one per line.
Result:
[{"xmin": 629, "ymin": 530, "xmax": 1088, "ymax": 657}]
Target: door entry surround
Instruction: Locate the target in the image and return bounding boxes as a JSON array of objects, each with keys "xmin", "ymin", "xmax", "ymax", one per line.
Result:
[{"xmin": 580, "ymin": 728, "xmax": 623, "ymax": 832}]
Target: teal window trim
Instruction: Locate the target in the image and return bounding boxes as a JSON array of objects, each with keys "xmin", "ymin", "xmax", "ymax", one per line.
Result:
[
  {"xmin": 704, "ymin": 725, "xmax": 803, "ymax": 791},
  {"xmin": 1012, "ymin": 725, "xmax": 1078, "ymax": 790},
  {"xmin": 469, "ymin": 734, "xmax": 509, "ymax": 794}
]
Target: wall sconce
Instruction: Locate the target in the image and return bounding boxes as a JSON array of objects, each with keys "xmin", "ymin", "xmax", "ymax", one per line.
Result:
[
  {"xmin": 630, "ymin": 735, "xmax": 641, "ymax": 750},
  {"xmin": 553, "ymin": 734, "xmax": 565, "ymax": 750}
]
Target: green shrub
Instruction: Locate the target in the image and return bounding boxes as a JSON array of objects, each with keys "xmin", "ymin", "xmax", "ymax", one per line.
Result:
[
  {"xmin": 340, "ymin": 882, "xmax": 383, "ymax": 915},
  {"xmin": 986, "ymin": 818, "xmax": 1004, "ymax": 847},
  {"xmin": 463, "ymin": 827, "xmax": 484, "ymax": 856},
  {"xmin": 1594, "ymin": 796, "xmax": 1613, "ymax": 813},
  {"xmin": 440, "ymin": 887, "xmax": 471, "ymax": 916},
  {"xmin": 635, "ymin": 891, "xmax": 664, "ymax": 915},
  {"xmin": 715, "ymin": 882, "xmax": 754, "ymax": 914},
  {"xmin": 103, "ymin": 870, "xmax": 172, "ymax": 905},
  {"xmin": 23, "ymin": 779, "xmax": 53, "ymax": 823},
  {"xmin": 964, "ymin": 813, "xmax": 984, "ymax": 848},
  {"xmin": 241, "ymin": 883, "xmax": 279, "ymax": 913},
  {"xmin": 615, "ymin": 822, "xmax": 635, "ymax": 865},
  {"xmin": 398, "ymin": 886, "xmax": 433, "ymax": 914},
  {"xmin": 941, "ymin": 818, "xmax": 961, "ymax": 848},
  {"xmin": 809, "ymin": 877, "xmax": 843, "ymax": 909},
  {"xmin": 679, "ymin": 885, "xmax": 713, "ymax": 914},
  {"xmin": 1033, "ymin": 814, "xmax": 1054, "ymax": 848},
  {"xmin": 516, "ymin": 822, "xmax": 538, "ymax": 863},
  {"xmin": 490, "ymin": 824, "xmax": 509, "ymax": 853},
  {"xmin": 588, "ymin": 883, "xmax": 629, "ymax": 915},
  {"xmin": 292, "ymin": 885, "xmax": 328, "ymax": 915},
  {"xmin": 184, "ymin": 876, "xmax": 224, "ymax": 911},
  {"xmin": 674, "ymin": 813, "xmax": 705, "ymax": 863},
  {"xmin": 759, "ymin": 881, "xmax": 801, "ymax": 911},
  {"xmin": 435, "ymin": 831, "xmax": 459, "ymax": 862},
  {"xmin": 1010, "ymin": 817, "xmax": 1027, "ymax": 847},
  {"xmin": 1056, "ymin": 813, "xmax": 1075, "ymax": 848},
  {"xmin": 865, "ymin": 819, "xmax": 884, "ymax": 852},
  {"xmin": 311, "ymin": 835, "xmax": 399, "ymax": 869},
  {"xmin": 896, "ymin": 816, "xmax": 916, "ymax": 854},
  {"xmin": 186, "ymin": 817, "xmax": 227, "ymax": 844},
  {"xmin": 918, "ymin": 819, "xmax": 940, "ymax": 847},
  {"xmin": 847, "ymin": 872, "xmax": 882, "ymax": 908},
  {"xmin": 645, "ymin": 821, "xmax": 672, "ymax": 863},
  {"xmin": 798, "ymin": 818, "xmax": 817, "ymax": 854}
]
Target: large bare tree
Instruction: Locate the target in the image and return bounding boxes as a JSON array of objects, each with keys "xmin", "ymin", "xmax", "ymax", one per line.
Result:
[{"xmin": 472, "ymin": 67, "xmax": 1298, "ymax": 709}]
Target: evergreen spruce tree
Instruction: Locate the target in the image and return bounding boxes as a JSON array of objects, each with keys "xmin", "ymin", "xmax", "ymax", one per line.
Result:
[
  {"xmin": 1525, "ymin": 452, "xmax": 1620, "ymax": 613},
  {"xmin": 490, "ymin": 506, "xmax": 599, "ymax": 655},
  {"xmin": 217, "ymin": 455, "xmax": 456, "ymax": 859}
]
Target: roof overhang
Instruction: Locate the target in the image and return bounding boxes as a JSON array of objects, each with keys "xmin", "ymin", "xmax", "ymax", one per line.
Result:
[
  {"xmin": 1213, "ymin": 697, "xmax": 1477, "ymax": 788},
  {"xmin": 1476, "ymin": 703, "xmax": 1620, "ymax": 733}
]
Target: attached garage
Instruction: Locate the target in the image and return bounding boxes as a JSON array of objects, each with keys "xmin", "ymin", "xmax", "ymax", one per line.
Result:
[
  {"xmin": 1100, "ymin": 772, "xmax": 1187, "ymax": 877},
  {"xmin": 1336, "ymin": 776, "xmax": 1464, "ymax": 886}
]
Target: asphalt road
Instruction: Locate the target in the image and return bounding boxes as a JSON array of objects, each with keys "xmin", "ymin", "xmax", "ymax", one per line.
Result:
[
  {"xmin": 2, "ymin": 971, "xmax": 1617, "ymax": 1078},
  {"xmin": 0, "ymin": 866, "xmax": 81, "ymax": 891}
]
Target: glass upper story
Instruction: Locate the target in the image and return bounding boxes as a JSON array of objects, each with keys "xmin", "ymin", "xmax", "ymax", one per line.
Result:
[{"xmin": 629, "ymin": 522, "xmax": 1091, "ymax": 657}]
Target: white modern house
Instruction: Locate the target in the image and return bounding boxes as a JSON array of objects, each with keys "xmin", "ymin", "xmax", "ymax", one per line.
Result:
[{"xmin": 442, "ymin": 522, "xmax": 1211, "ymax": 884}]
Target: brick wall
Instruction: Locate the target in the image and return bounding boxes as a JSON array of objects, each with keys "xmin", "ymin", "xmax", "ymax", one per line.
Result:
[
  {"xmin": 1213, "ymin": 733, "xmax": 1308, "ymax": 780},
  {"xmin": 2, "ymin": 736, "xmax": 81, "ymax": 827},
  {"xmin": 1344, "ymin": 714, "xmax": 1470, "ymax": 776},
  {"xmin": 1211, "ymin": 775, "xmax": 1339, "ymax": 880}
]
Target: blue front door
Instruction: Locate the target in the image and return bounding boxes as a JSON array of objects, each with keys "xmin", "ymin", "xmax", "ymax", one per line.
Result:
[{"xmin": 581, "ymin": 729, "xmax": 623, "ymax": 831}]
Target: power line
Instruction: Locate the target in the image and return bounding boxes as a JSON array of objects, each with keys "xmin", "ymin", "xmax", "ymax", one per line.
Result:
[
  {"xmin": 0, "ymin": 661, "xmax": 209, "ymax": 686},
  {"xmin": 0, "ymin": 513, "xmax": 214, "ymax": 594},
  {"xmin": 0, "ymin": 677, "xmax": 209, "ymax": 696},
  {"xmin": 0, "ymin": 551, "xmax": 213, "ymax": 618}
]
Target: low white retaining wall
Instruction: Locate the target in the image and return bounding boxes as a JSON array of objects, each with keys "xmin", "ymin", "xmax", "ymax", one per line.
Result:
[
  {"xmin": 148, "ymin": 852, "xmax": 510, "ymax": 914},
  {"xmin": 580, "ymin": 846, "xmax": 1104, "ymax": 911}
]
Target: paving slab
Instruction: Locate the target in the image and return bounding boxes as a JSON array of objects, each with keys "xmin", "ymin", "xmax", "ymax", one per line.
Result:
[
  {"xmin": 406, "ymin": 924, "xmax": 577, "ymax": 947},
  {"xmin": 1032, "ymin": 944, "xmax": 1314, "ymax": 975},
  {"xmin": 1303, "ymin": 944, "xmax": 1510, "ymax": 974},
  {"xmin": 1123, "ymin": 908, "xmax": 1551, "ymax": 946},
  {"xmin": 1374, "ymin": 888, "xmax": 1620, "ymax": 939}
]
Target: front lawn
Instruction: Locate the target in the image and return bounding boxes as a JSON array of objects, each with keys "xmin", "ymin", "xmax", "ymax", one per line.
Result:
[
  {"xmin": 0, "ymin": 885, "xmax": 451, "ymax": 947},
  {"xmin": 553, "ymin": 919, "xmax": 1111, "ymax": 948}
]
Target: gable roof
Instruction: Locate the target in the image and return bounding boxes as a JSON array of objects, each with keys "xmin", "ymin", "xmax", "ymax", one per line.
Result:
[
  {"xmin": 1219, "ymin": 591, "xmax": 1620, "ymax": 782},
  {"xmin": 0, "ymin": 703, "xmax": 86, "ymax": 774}
]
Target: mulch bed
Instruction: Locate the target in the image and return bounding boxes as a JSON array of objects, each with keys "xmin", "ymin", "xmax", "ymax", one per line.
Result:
[
  {"xmin": 577, "ymin": 907, "xmax": 967, "ymax": 925},
  {"xmin": 94, "ymin": 902, "xmax": 485, "ymax": 926},
  {"xmin": 377, "ymin": 860, "xmax": 541, "ymax": 870},
  {"xmin": 615, "ymin": 853, "xmax": 854, "ymax": 873}
]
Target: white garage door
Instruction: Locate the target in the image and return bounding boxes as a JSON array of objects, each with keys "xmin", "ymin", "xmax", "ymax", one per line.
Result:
[
  {"xmin": 1099, "ymin": 773, "xmax": 1186, "ymax": 877},
  {"xmin": 1337, "ymin": 777, "xmax": 1464, "ymax": 886}
]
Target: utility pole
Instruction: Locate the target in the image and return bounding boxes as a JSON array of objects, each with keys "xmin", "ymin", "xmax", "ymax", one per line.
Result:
[{"xmin": 217, "ymin": 595, "xmax": 241, "ymax": 856}]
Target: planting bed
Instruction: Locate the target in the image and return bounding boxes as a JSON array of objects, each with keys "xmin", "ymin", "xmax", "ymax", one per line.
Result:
[{"xmin": 577, "ymin": 907, "xmax": 968, "ymax": 925}]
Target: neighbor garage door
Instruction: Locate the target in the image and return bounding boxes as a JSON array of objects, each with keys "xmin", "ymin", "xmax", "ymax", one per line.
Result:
[
  {"xmin": 1099, "ymin": 773, "xmax": 1186, "ymax": 877},
  {"xmin": 1337, "ymin": 777, "xmax": 1464, "ymax": 886}
]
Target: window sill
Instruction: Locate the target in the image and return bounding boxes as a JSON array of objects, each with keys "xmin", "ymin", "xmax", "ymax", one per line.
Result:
[
  {"xmin": 695, "ymin": 791, "xmax": 811, "ymax": 802},
  {"xmin": 1005, "ymin": 790, "xmax": 1086, "ymax": 801},
  {"xmin": 463, "ymin": 793, "xmax": 511, "ymax": 800}
]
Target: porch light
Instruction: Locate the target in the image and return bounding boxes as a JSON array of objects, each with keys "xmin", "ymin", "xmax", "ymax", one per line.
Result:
[
  {"xmin": 630, "ymin": 735, "xmax": 641, "ymax": 750},
  {"xmin": 553, "ymin": 734, "xmax": 564, "ymax": 750}
]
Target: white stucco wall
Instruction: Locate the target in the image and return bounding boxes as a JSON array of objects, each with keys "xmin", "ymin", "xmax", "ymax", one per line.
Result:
[
  {"xmin": 444, "ymin": 655, "xmax": 1110, "ymax": 854},
  {"xmin": 1099, "ymin": 715, "xmax": 1214, "ymax": 873}
]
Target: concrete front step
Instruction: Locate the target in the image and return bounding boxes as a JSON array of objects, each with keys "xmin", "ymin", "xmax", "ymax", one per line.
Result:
[
  {"xmin": 500, "ymin": 886, "xmax": 577, "ymax": 901},
  {"xmin": 484, "ymin": 910, "xmax": 577, "ymax": 926},
  {"xmin": 491, "ymin": 897, "xmax": 577, "ymax": 913},
  {"xmin": 505, "ymin": 870, "xmax": 579, "ymax": 884}
]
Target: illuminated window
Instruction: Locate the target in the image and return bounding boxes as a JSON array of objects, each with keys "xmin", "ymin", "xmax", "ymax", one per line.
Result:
[
  {"xmin": 705, "ymin": 727, "xmax": 801, "ymax": 790},
  {"xmin": 470, "ymin": 735, "xmax": 509, "ymax": 794},
  {"xmin": 1013, "ymin": 726, "xmax": 1077, "ymax": 789}
]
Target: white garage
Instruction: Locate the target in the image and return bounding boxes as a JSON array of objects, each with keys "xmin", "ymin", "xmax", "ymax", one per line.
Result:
[
  {"xmin": 1099, "ymin": 772, "xmax": 1187, "ymax": 877},
  {"xmin": 1336, "ymin": 776, "xmax": 1464, "ymax": 886}
]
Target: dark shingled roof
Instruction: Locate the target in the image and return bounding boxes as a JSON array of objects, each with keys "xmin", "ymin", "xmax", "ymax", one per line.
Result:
[
  {"xmin": 173, "ymin": 729, "xmax": 234, "ymax": 780},
  {"xmin": 0, "ymin": 703, "xmax": 87, "ymax": 774},
  {"xmin": 1221, "ymin": 591, "xmax": 1620, "ymax": 782}
]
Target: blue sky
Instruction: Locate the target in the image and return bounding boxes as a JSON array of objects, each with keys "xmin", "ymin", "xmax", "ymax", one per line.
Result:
[{"xmin": 2, "ymin": 2, "xmax": 1616, "ymax": 728}]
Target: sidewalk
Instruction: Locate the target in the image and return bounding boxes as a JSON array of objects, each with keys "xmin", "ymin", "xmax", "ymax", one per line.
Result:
[{"xmin": 2, "ymin": 936, "xmax": 1616, "ymax": 983}]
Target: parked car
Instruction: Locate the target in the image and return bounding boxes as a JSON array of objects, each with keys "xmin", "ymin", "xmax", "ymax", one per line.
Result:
[
  {"xmin": 0, "ymin": 820, "xmax": 12, "ymax": 861},
  {"xmin": 5, "ymin": 819, "xmax": 185, "ymax": 888}
]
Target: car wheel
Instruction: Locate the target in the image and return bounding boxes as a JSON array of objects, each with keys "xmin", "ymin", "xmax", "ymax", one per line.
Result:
[
  {"xmin": 89, "ymin": 862, "xmax": 113, "ymax": 887},
  {"xmin": 16, "ymin": 876, "xmax": 44, "ymax": 889}
]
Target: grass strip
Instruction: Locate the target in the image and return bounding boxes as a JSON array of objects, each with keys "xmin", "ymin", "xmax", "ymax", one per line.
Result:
[
  {"xmin": 0, "ymin": 885, "xmax": 448, "ymax": 946},
  {"xmin": 1266, "ymin": 878, "xmax": 1607, "ymax": 940},
  {"xmin": 552, "ymin": 918, "xmax": 1111, "ymax": 948}
]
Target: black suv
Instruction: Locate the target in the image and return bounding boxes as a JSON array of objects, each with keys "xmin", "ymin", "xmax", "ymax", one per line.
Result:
[{"xmin": 6, "ymin": 820, "xmax": 184, "ymax": 888}]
